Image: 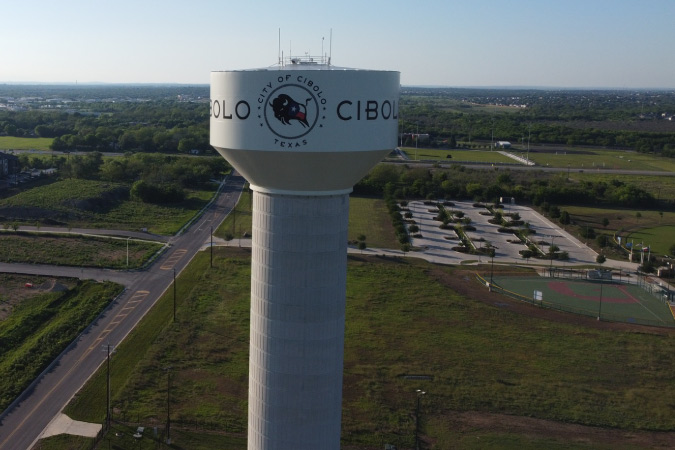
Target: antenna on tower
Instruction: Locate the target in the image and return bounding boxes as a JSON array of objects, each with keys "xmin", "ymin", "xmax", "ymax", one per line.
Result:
[
  {"xmin": 329, "ymin": 29, "xmax": 333, "ymax": 65},
  {"xmin": 278, "ymin": 28, "xmax": 281, "ymax": 66}
]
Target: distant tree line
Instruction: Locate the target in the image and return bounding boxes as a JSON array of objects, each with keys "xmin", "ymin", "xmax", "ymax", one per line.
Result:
[
  {"xmin": 354, "ymin": 164, "xmax": 669, "ymax": 210},
  {"xmin": 17, "ymin": 152, "xmax": 229, "ymax": 204},
  {"xmin": 399, "ymin": 89, "xmax": 675, "ymax": 157},
  {"xmin": 0, "ymin": 101, "xmax": 210, "ymax": 154}
]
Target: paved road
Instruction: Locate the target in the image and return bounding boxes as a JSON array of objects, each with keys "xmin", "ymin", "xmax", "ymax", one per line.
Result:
[{"xmin": 0, "ymin": 173, "xmax": 246, "ymax": 450}]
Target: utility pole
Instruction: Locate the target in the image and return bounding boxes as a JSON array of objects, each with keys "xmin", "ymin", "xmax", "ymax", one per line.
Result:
[
  {"xmin": 165, "ymin": 367, "xmax": 172, "ymax": 445},
  {"xmin": 210, "ymin": 226, "xmax": 213, "ymax": 268},
  {"xmin": 106, "ymin": 343, "xmax": 111, "ymax": 430},
  {"xmin": 173, "ymin": 268, "xmax": 176, "ymax": 323}
]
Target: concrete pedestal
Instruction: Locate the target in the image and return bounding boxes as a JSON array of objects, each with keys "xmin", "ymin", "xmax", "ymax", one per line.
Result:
[{"xmin": 247, "ymin": 190, "xmax": 349, "ymax": 450}]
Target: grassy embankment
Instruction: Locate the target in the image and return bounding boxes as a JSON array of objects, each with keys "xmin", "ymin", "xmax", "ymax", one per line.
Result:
[
  {"xmin": 0, "ymin": 136, "xmax": 53, "ymax": 151},
  {"xmin": 0, "ymin": 278, "xmax": 123, "ymax": 413},
  {"xmin": 0, "ymin": 178, "xmax": 217, "ymax": 235},
  {"xmin": 54, "ymin": 248, "xmax": 675, "ymax": 450}
]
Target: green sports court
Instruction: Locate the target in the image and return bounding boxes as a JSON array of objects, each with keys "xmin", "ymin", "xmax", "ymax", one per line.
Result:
[{"xmin": 487, "ymin": 274, "xmax": 675, "ymax": 327}]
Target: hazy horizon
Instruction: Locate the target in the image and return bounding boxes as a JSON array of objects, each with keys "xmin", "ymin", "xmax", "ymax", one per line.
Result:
[{"xmin": 2, "ymin": 1, "xmax": 674, "ymax": 89}]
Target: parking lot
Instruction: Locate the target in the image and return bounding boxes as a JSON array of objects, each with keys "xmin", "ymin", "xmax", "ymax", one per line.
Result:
[{"xmin": 403, "ymin": 200, "xmax": 601, "ymax": 266}]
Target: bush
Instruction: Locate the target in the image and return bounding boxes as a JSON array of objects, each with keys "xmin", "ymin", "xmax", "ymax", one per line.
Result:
[
  {"xmin": 596, "ymin": 234, "xmax": 610, "ymax": 248},
  {"xmin": 580, "ymin": 226, "xmax": 596, "ymax": 239},
  {"xmin": 130, "ymin": 180, "xmax": 185, "ymax": 204}
]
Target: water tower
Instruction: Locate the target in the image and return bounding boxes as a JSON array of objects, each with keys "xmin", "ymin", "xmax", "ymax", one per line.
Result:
[{"xmin": 210, "ymin": 55, "xmax": 399, "ymax": 449}]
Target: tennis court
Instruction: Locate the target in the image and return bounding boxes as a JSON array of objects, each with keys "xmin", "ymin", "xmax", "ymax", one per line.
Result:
[{"xmin": 490, "ymin": 275, "xmax": 675, "ymax": 327}]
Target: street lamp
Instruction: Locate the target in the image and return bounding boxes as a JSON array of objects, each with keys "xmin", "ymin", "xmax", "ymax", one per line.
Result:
[
  {"xmin": 415, "ymin": 389, "xmax": 426, "ymax": 450},
  {"xmin": 126, "ymin": 237, "xmax": 130, "ymax": 268}
]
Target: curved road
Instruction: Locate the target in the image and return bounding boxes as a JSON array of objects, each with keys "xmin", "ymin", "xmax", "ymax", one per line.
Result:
[{"xmin": 0, "ymin": 173, "xmax": 246, "ymax": 450}]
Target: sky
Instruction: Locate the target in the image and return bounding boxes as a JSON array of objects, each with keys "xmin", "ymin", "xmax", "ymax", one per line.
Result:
[{"xmin": 2, "ymin": 0, "xmax": 674, "ymax": 88}]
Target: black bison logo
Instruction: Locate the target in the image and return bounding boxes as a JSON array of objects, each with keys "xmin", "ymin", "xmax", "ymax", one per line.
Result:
[{"xmin": 269, "ymin": 94, "xmax": 310, "ymax": 127}]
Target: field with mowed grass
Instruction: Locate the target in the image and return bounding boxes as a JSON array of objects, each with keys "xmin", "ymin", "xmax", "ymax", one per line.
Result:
[
  {"xmin": 0, "ymin": 136, "xmax": 53, "ymax": 151},
  {"xmin": 59, "ymin": 249, "xmax": 675, "ymax": 450},
  {"xmin": 526, "ymin": 148, "xmax": 675, "ymax": 171},
  {"xmin": 348, "ymin": 196, "xmax": 399, "ymax": 249},
  {"xmin": 400, "ymin": 147, "xmax": 514, "ymax": 163},
  {"xmin": 558, "ymin": 205, "xmax": 675, "ymax": 255}
]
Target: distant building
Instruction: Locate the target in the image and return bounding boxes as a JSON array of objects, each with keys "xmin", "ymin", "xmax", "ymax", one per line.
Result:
[
  {"xmin": 495, "ymin": 141, "xmax": 511, "ymax": 149},
  {"xmin": 0, "ymin": 153, "xmax": 19, "ymax": 179}
]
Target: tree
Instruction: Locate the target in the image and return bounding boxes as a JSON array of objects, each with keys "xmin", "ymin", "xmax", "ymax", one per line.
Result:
[
  {"xmin": 559, "ymin": 211, "xmax": 571, "ymax": 225},
  {"xmin": 602, "ymin": 218, "xmax": 609, "ymax": 228},
  {"xmin": 596, "ymin": 254, "xmax": 606, "ymax": 264},
  {"xmin": 358, "ymin": 241, "xmax": 367, "ymax": 254},
  {"xmin": 669, "ymin": 243, "xmax": 675, "ymax": 257},
  {"xmin": 635, "ymin": 211, "xmax": 642, "ymax": 224}
]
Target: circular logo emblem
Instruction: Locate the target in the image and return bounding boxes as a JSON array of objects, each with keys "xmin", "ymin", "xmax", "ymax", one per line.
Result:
[{"xmin": 263, "ymin": 84, "xmax": 319, "ymax": 139}]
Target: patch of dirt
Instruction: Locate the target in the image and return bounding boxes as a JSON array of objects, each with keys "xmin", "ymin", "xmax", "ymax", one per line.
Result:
[
  {"xmin": 0, "ymin": 275, "xmax": 76, "ymax": 321},
  {"xmin": 442, "ymin": 410, "xmax": 675, "ymax": 448}
]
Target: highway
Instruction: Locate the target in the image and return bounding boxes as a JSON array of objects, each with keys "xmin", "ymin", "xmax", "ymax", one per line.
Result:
[{"xmin": 0, "ymin": 173, "xmax": 246, "ymax": 450}]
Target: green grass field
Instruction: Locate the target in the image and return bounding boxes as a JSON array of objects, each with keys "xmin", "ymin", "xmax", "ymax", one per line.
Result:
[
  {"xmin": 400, "ymin": 147, "xmax": 515, "ymax": 163},
  {"xmin": 348, "ymin": 196, "xmax": 399, "ymax": 248},
  {"xmin": 0, "ymin": 232, "xmax": 162, "ymax": 268},
  {"xmin": 527, "ymin": 148, "xmax": 675, "ymax": 172},
  {"xmin": 558, "ymin": 205, "xmax": 675, "ymax": 256},
  {"xmin": 493, "ymin": 275, "xmax": 674, "ymax": 326},
  {"xmin": 626, "ymin": 226, "xmax": 675, "ymax": 256},
  {"xmin": 60, "ymin": 251, "xmax": 675, "ymax": 449},
  {"xmin": 0, "ymin": 136, "xmax": 53, "ymax": 151}
]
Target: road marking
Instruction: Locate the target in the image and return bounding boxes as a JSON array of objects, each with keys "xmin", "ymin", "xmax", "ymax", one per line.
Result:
[
  {"xmin": 88, "ymin": 290, "xmax": 149, "ymax": 350},
  {"xmin": 160, "ymin": 249, "xmax": 187, "ymax": 270}
]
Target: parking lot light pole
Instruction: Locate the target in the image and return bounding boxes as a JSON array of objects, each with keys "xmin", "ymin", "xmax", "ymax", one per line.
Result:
[
  {"xmin": 415, "ymin": 390, "xmax": 426, "ymax": 450},
  {"xmin": 597, "ymin": 276, "xmax": 603, "ymax": 321},
  {"xmin": 549, "ymin": 235, "xmax": 556, "ymax": 276}
]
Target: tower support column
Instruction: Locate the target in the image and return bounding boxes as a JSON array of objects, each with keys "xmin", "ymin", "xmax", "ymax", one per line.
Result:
[{"xmin": 248, "ymin": 190, "xmax": 349, "ymax": 450}]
